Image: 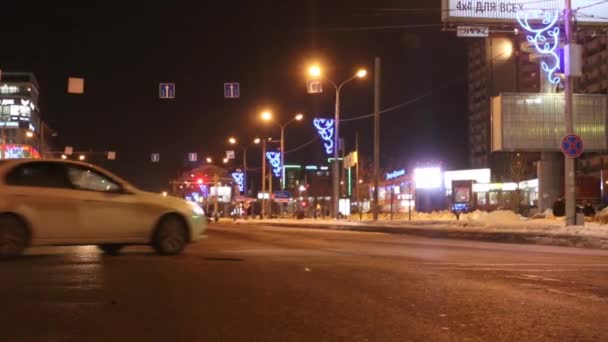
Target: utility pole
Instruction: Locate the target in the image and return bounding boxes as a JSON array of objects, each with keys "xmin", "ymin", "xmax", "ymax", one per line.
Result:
[
  {"xmin": 213, "ymin": 173, "xmax": 219, "ymax": 222},
  {"xmin": 564, "ymin": 0, "xmax": 576, "ymax": 225},
  {"xmin": 356, "ymin": 131, "xmax": 362, "ymax": 220},
  {"xmin": 268, "ymin": 163, "xmax": 273, "ymax": 217},
  {"xmin": 373, "ymin": 57, "xmax": 381, "ymax": 221},
  {"xmin": 261, "ymin": 139, "xmax": 266, "ymax": 219},
  {"xmin": 242, "ymin": 147, "xmax": 248, "ymax": 195},
  {"xmin": 333, "ymin": 87, "xmax": 341, "ymax": 219}
]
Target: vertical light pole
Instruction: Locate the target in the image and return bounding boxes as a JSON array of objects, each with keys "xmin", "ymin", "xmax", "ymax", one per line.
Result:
[
  {"xmin": 261, "ymin": 111, "xmax": 303, "ymax": 190},
  {"xmin": 261, "ymin": 138, "xmax": 267, "ymax": 219},
  {"xmin": 564, "ymin": 0, "xmax": 576, "ymax": 225},
  {"xmin": 373, "ymin": 57, "xmax": 381, "ymax": 221},
  {"xmin": 308, "ymin": 65, "xmax": 367, "ymax": 219},
  {"xmin": 228, "ymin": 136, "xmax": 261, "ymax": 195}
]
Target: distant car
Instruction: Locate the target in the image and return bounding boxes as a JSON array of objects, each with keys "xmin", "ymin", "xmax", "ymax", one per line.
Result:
[{"xmin": 0, "ymin": 159, "xmax": 206, "ymax": 257}]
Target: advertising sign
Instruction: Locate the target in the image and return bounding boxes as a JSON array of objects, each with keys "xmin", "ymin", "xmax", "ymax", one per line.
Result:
[{"xmin": 442, "ymin": 0, "xmax": 608, "ymax": 25}]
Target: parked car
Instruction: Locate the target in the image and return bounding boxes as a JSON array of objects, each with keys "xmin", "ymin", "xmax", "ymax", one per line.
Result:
[{"xmin": 0, "ymin": 159, "xmax": 206, "ymax": 257}]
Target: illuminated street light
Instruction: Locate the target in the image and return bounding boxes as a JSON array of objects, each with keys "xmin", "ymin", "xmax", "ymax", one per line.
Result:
[
  {"xmin": 25, "ymin": 131, "xmax": 34, "ymax": 138},
  {"xmin": 228, "ymin": 137, "xmax": 237, "ymax": 145},
  {"xmin": 254, "ymin": 138, "xmax": 261, "ymax": 144},
  {"xmin": 261, "ymin": 111, "xmax": 272, "ymax": 121},
  {"xmin": 206, "ymin": 157, "xmax": 212, "ymax": 163},
  {"xmin": 356, "ymin": 69, "xmax": 367, "ymax": 78},
  {"xmin": 61, "ymin": 154, "xmax": 67, "ymax": 160},
  {"xmin": 78, "ymin": 155, "xmax": 86, "ymax": 161},
  {"xmin": 308, "ymin": 65, "xmax": 321, "ymax": 78},
  {"xmin": 295, "ymin": 113, "xmax": 304, "ymax": 121},
  {"xmin": 223, "ymin": 158, "xmax": 229, "ymax": 164}
]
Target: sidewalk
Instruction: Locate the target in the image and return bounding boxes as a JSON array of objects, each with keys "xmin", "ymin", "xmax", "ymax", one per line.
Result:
[{"xmin": 223, "ymin": 210, "xmax": 608, "ymax": 250}]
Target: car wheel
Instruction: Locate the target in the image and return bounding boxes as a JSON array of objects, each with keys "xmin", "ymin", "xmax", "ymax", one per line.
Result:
[
  {"xmin": 98, "ymin": 244, "xmax": 124, "ymax": 256},
  {"xmin": 0, "ymin": 215, "xmax": 28, "ymax": 258},
  {"xmin": 153, "ymin": 216, "xmax": 187, "ymax": 255}
]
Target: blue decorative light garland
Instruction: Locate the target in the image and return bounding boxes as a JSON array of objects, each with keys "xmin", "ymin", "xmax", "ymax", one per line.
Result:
[
  {"xmin": 516, "ymin": 9, "xmax": 561, "ymax": 85},
  {"xmin": 313, "ymin": 118, "xmax": 335, "ymax": 155},
  {"xmin": 265, "ymin": 152, "xmax": 282, "ymax": 178},
  {"xmin": 231, "ymin": 171, "xmax": 245, "ymax": 192}
]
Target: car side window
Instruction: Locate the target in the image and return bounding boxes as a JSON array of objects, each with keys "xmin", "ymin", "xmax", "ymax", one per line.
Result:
[
  {"xmin": 66, "ymin": 166, "xmax": 122, "ymax": 193},
  {"xmin": 5, "ymin": 162, "xmax": 72, "ymax": 189}
]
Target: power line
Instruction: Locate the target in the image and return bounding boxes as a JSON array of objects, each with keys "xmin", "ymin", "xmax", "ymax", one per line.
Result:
[
  {"xmin": 285, "ymin": 136, "xmax": 319, "ymax": 154},
  {"xmin": 576, "ymin": 0, "xmax": 608, "ymax": 11}
]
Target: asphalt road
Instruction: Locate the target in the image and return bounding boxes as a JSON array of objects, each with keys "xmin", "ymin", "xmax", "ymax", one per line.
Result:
[{"xmin": 1, "ymin": 223, "xmax": 608, "ymax": 342}]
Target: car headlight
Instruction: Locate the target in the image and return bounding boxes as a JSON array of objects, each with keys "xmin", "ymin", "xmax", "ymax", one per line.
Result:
[{"xmin": 188, "ymin": 202, "xmax": 205, "ymax": 216}]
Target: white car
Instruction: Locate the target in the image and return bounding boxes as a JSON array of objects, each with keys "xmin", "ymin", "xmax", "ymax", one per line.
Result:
[{"xmin": 0, "ymin": 159, "xmax": 206, "ymax": 257}]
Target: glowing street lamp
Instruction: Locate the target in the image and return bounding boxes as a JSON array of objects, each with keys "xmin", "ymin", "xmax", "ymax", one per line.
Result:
[
  {"xmin": 25, "ymin": 131, "xmax": 34, "ymax": 138},
  {"xmin": 206, "ymin": 157, "xmax": 212, "ymax": 163},
  {"xmin": 308, "ymin": 65, "xmax": 321, "ymax": 78},
  {"xmin": 228, "ymin": 137, "xmax": 237, "ymax": 145},
  {"xmin": 261, "ymin": 111, "xmax": 272, "ymax": 121},
  {"xmin": 61, "ymin": 154, "xmax": 67, "ymax": 160},
  {"xmin": 254, "ymin": 138, "xmax": 261, "ymax": 144},
  {"xmin": 78, "ymin": 155, "xmax": 86, "ymax": 161},
  {"xmin": 222, "ymin": 158, "xmax": 229, "ymax": 164}
]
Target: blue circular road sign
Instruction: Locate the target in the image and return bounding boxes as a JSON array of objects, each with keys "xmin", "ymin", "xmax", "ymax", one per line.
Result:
[{"xmin": 561, "ymin": 134, "xmax": 584, "ymax": 158}]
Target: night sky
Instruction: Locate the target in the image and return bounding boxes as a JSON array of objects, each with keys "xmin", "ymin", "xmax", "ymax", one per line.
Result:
[{"xmin": 1, "ymin": 1, "xmax": 467, "ymax": 191}]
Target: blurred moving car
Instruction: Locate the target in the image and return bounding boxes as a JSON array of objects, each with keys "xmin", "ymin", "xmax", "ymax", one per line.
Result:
[{"xmin": 0, "ymin": 159, "xmax": 206, "ymax": 257}]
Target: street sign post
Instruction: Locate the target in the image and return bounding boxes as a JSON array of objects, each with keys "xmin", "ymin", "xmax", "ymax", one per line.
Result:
[
  {"xmin": 159, "ymin": 83, "xmax": 175, "ymax": 99},
  {"xmin": 224, "ymin": 83, "xmax": 240, "ymax": 98},
  {"xmin": 561, "ymin": 134, "xmax": 584, "ymax": 158},
  {"xmin": 456, "ymin": 26, "xmax": 489, "ymax": 37},
  {"xmin": 151, "ymin": 153, "xmax": 160, "ymax": 162},
  {"xmin": 226, "ymin": 150, "xmax": 235, "ymax": 159},
  {"xmin": 307, "ymin": 80, "xmax": 322, "ymax": 94},
  {"xmin": 107, "ymin": 151, "xmax": 116, "ymax": 160},
  {"xmin": 188, "ymin": 153, "xmax": 198, "ymax": 162}
]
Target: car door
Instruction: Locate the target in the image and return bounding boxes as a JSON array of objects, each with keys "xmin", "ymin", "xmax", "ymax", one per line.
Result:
[
  {"xmin": 65, "ymin": 164, "xmax": 148, "ymax": 242},
  {"xmin": 3, "ymin": 161, "xmax": 81, "ymax": 244}
]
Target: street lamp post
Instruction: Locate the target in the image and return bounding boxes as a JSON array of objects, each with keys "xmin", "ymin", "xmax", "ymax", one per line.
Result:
[
  {"xmin": 309, "ymin": 66, "xmax": 366, "ymax": 218},
  {"xmin": 261, "ymin": 111, "xmax": 303, "ymax": 191},
  {"xmin": 228, "ymin": 137, "xmax": 261, "ymax": 196}
]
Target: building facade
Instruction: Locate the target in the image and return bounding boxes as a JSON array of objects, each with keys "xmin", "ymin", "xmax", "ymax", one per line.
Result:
[{"xmin": 0, "ymin": 72, "xmax": 46, "ymax": 158}]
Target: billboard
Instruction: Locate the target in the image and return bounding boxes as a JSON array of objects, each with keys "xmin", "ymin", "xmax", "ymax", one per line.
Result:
[
  {"xmin": 442, "ymin": 0, "xmax": 608, "ymax": 25},
  {"xmin": 492, "ymin": 93, "xmax": 608, "ymax": 152}
]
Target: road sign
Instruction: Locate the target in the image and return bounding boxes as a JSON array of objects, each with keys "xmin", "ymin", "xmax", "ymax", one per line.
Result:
[
  {"xmin": 64, "ymin": 146, "xmax": 73, "ymax": 155},
  {"xmin": 274, "ymin": 191, "xmax": 291, "ymax": 200},
  {"xmin": 226, "ymin": 150, "xmax": 235, "ymax": 159},
  {"xmin": 188, "ymin": 153, "xmax": 198, "ymax": 162},
  {"xmin": 224, "ymin": 83, "xmax": 240, "ymax": 98},
  {"xmin": 151, "ymin": 153, "xmax": 160, "ymax": 162},
  {"xmin": 107, "ymin": 151, "xmax": 116, "ymax": 160},
  {"xmin": 243, "ymin": 202, "xmax": 251, "ymax": 209},
  {"xmin": 159, "ymin": 83, "xmax": 175, "ymax": 99},
  {"xmin": 307, "ymin": 80, "xmax": 322, "ymax": 94},
  {"xmin": 561, "ymin": 134, "xmax": 584, "ymax": 158},
  {"xmin": 457, "ymin": 26, "xmax": 489, "ymax": 37}
]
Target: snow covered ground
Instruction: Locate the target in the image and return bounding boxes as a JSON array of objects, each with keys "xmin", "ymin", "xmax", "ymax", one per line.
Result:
[{"xmin": 232, "ymin": 209, "xmax": 608, "ymax": 239}]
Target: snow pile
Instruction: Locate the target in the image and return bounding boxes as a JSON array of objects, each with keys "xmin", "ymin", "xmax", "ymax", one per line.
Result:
[
  {"xmin": 465, "ymin": 210, "xmax": 523, "ymax": 224},
  {"xmin": 595, "ymin": 207, "xmax": 608, "ymax": 224}
]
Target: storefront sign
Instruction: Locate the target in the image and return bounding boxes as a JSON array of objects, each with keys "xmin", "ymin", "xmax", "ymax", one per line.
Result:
[{"xmin": 385, "ymin": 169, "xmax": 406, "ymax": 180}]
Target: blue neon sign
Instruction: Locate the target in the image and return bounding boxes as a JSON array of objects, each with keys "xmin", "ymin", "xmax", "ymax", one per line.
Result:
[
  {"xmin": 516, "ymin": 10, "xmax": 561, "ymax": 85},
  {"xmin": 265, "ymin": 151, "xmax": 282, "ymax": 178},
  {"xmin": 313, "ymin": 118, "xmax": 335, "ymax": 155},
  {"xmin": 385, "ymin": 169, "xmax": 406, "ymax": 180}
]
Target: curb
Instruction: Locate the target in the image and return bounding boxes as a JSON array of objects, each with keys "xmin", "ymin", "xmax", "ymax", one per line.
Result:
[{"xmin": 227, "ymin": 221, "xmax": 608, "ymax": 250}]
